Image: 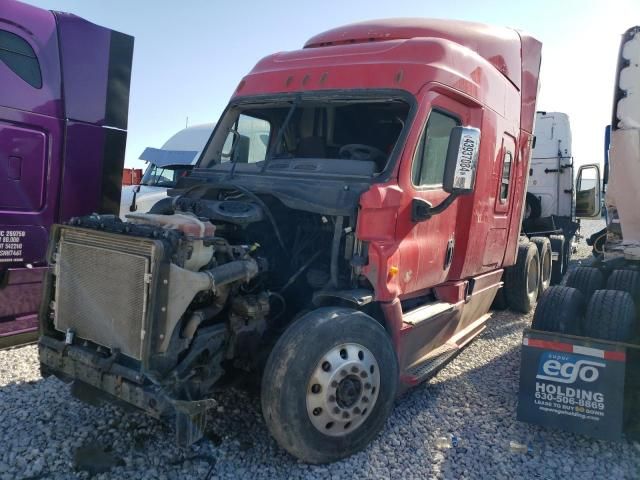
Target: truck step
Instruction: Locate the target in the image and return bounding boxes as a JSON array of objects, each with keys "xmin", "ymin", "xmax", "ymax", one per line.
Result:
[
  {"xmin": 403, "ymin": 313, "xmax": 491, "ymax": 383},
  {"xmin": 405, "ymin": 343, "xmax": 459, "ymax": 379}
]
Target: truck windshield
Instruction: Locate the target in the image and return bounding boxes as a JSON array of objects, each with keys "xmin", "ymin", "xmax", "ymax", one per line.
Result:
[
  {"xmin": 140, "ymin": 164, "xmax": 191, "ymax": 187},
  {"xmin": 199, "ymin": 96, "xmax": 410, "ymax": 176}
]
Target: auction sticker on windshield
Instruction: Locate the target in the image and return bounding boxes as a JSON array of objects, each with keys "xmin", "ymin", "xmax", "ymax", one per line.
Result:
[{"xmin": 517, "ymin": 330, "xmax": 627, "ymax": 440}]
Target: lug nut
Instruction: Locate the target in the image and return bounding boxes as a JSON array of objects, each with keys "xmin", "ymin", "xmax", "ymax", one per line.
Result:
[
  {"xmin": 360, "ymin": 371, "xmax": 367, "ymax": 378},
  {"xmin": 328, "ymin": 395, "xmax": 336, "ymax": 402},
  {"xmin": 331, "ymin": 381, "xmax": 338, "ymax": 388},
  {"xmin": 333, "ymin": 407, "xmax": 340, "ymax": 414},
  {"xmin": 342, "ymin": 411, "xmax": 350, "ymax": 419},
  {"xmin": 351, "ymin": 366, "xmax": 359, "ymax": 373},
  {"xmin": 362, "ymin": 396, "xmax": 369, "ymax": 403},
  {"xmin": 353, "ymin": 407, "xmax": 361, "ymax": 414},
  {"xmin": 365, "ymin": 383, "xmax": 372, "ymax": 390},
  {"xmin": 340, "ymin": 370, "xmax": 347, "ymax": 377}
]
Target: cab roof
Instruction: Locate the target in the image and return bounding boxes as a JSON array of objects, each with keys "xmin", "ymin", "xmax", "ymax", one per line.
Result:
[{"xmin": 304, "ymin": 18, "xmax": 524, "ymax": 89}]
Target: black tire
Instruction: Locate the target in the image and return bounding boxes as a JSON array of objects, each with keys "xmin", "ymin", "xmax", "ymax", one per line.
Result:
[
  {"xmin": 525, "ymin": 192, "xmax": 542, "ymax": 220},
  {"xmin": 549, "ymin": 234, "xmax": 565, "ymax": 284},
  {"xmin": 606, "ymin": 269, "xmax": 640, "ymax": 308},
  {"xmin": 566, "ymin": 267, "xmax": 604, "ymax": 300},
  {"xmin": 583, "ymin": 290, "xmax": 636, "ymax": 342},
  {"xmin": 504, "ymin": 242, "xmax": 540, "ymax": 313},
  {"xmin": 532, "ymin": 286, "xmax": 584, "ymax": 334},
  {"xmin": 491, "ymin": 286, "xmax": 508, "ymax": 310},
  {"xmin": 261, "ymin": 307, "xmax": 398, "ymax": 464},
  {"xmin": 530, "ymin": 237, "xmax": 552, "ymax": 297}
]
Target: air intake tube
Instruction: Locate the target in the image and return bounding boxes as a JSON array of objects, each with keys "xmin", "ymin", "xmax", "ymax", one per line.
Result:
[{"xmin": 203, "ymin": 259, "xmax": 260, "ymax": 292}]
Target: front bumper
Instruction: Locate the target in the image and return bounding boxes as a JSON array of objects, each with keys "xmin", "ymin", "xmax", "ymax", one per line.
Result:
[{"xmin": 38, "ymin": 336, "xmax": 216, "ymax": 445}]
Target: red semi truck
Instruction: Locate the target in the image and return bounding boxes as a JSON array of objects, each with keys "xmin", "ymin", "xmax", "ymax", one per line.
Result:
[
  {"xmin": 39, "ymin": 19, "xmax": 548, "ymax": 463},
  {"xmin": 0, "ymin": 0, "xmax": 133, "ymax": 347}
]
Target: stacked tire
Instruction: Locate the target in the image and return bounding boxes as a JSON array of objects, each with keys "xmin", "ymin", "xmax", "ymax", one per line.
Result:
[{"xmin": 532, "ymin": 267, "xmax": 639, "ymax": 342}]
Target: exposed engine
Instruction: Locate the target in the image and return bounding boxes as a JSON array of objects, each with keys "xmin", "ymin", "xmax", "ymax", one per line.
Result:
[{"xmin": 40, "ymin": 187, "xmax": 362, "ymax": 409}]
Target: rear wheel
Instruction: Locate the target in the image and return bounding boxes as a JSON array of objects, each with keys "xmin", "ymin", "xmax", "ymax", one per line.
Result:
[
  {"xmin": 491, "ymin": 286, "xmax": 508, "ymax": 310},
  {"xmin": 549, "ymin": 234, "xmax": 566, "ymax": 284},
  {"xmin": 583, "ymin": 290, "xmax": 636, "ymax": 342},
  {"xmin": 504, "ymin": 242, "xmax": 540, "ymax": 313},
  {"xmin": 524, "ymin": 192, "xmax": 542, "ymax": 220},
  {"xmin": 261, "ymin": 308, "xmax": 398, "ymax": 464},
  {"xmin": 565, "ymin": 266, "xmax": 604, "ymax": 300},
  {"xmin": 531, "ymin": 286, "xmax": 584, "ymax": 334},
  {"xmin": 530, "ymin": 237, "xmax": 552, "ymax": 297}
]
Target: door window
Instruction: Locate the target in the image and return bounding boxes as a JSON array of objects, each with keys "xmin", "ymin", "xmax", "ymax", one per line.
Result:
[
  {"xmin": 412, "ymin": 110, "xmax": 460, "ymax": 187},
  {"xmin": 0, "ymin": 30, "xmax": 42, "ymax": 88}
]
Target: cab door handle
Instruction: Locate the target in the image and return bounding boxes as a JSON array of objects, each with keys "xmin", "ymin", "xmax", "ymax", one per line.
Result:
[{"xmin": 444, "ymin": 238, "xmax": 455, "ymax": 270}]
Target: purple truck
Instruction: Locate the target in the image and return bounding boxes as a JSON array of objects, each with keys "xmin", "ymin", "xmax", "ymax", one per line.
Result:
[{"xmin": 0, "ymin": 0, "xmax": 133, "ymax": 347}]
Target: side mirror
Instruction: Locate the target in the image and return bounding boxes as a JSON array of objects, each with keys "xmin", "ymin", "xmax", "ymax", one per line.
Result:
[
  {"xmin": 221, "ymin": 130, "xmax": 239, "ymax": 159},
  {"xmin": 575, "ymin": 164, "xmax": 601, "ymax": 218},
  {"xmin": 443, "ymin": 126, "xmax": 481, "ymax": 195}
]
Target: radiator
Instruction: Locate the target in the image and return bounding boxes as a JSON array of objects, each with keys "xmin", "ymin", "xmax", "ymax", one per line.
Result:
[{"xmin": 53, "ymin": 228, "xmax": 158, "ymax": 360}]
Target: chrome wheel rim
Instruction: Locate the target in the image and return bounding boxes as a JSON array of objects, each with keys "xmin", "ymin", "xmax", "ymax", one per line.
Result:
[{"xmin": 306, "ymin": 343, "xmax": 380, "ymax": 437}]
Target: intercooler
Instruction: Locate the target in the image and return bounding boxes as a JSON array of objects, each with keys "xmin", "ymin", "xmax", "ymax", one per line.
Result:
[{"xmin": 53, "ymin": 227, "xmax": 161, "ymax": 360}]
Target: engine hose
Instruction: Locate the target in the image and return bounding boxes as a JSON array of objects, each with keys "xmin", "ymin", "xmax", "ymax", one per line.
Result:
[
  {"xmin": 204, "ymin": 258, "xmax": 259, "ymax": 292},
  {"xmin": 278, "ymin": 249, "xmax": 323, "ymax": 293}
]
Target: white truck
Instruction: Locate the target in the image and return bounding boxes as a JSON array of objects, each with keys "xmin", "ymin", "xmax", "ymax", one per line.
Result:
[
  {"xmin": 498, "ymin": 112, "xmax": 598, "ymax": 312},
  {"xmin": 120, "ymin": 124, "xmax": 215, "ymax": 217},
  {"xmin": 524, "ymin": 112, "xmax": 579, "ymax": 283}
]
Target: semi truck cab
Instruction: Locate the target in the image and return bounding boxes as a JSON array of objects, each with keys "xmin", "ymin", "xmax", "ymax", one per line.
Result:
[
  {"xmin": 0, "ymin": 0, "xmax": 133, "ymax": 347},
  {"xmin": 38, "ymin": 18, "xmax": 542, "ymax": 463}
]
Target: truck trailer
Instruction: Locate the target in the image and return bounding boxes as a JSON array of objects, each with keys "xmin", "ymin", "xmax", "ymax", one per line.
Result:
[
  {"xmin": 0, "ymin": 0, "xmax": 133, "ymax": 348},
  {"xmin": 39, "ymin": 18, "xmax": 543, "ymax": 463}
]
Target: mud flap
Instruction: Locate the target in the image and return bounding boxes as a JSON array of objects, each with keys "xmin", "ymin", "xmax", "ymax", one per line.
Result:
[{"xmin": 172, "ymin": 398, "xmax": 217, "ymax": 447}]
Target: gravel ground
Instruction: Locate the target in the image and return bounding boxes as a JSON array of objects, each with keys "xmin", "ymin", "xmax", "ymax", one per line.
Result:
[{"xmin": 1, "ymin": 219, "xmax": 639, "ymax": 479}]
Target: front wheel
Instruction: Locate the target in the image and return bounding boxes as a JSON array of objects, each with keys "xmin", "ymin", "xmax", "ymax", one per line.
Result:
[{"xmin": 261, "ymin": 308, "xmax": 398, "ymax": 464}]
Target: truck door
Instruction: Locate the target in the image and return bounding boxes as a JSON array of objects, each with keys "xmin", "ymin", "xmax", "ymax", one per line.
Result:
[
  {"xmin": 395, "ymin": 89, "xmax": 479, "ymax": 294},
  {"xmin": 0, "ymin": 10, "xmax": 64, "ymax": 268}
]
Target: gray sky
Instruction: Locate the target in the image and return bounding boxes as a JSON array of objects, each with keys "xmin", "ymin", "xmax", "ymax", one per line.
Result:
[{"xmin": 24, "ymin": 0, "xmax": 640, "ymax": 169}]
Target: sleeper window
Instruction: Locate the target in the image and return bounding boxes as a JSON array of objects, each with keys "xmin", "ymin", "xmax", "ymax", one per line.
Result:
[
  {"xmin": 0, "ymin": 30, "xmax": 42, "ymax": 88},
  {"xmin": 412, "ymin": 110, "xmax": 460, "ymax": 186},
  {"xmin": 500, "ymin": 151, "xmax": 512, "ymax": 202}
]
